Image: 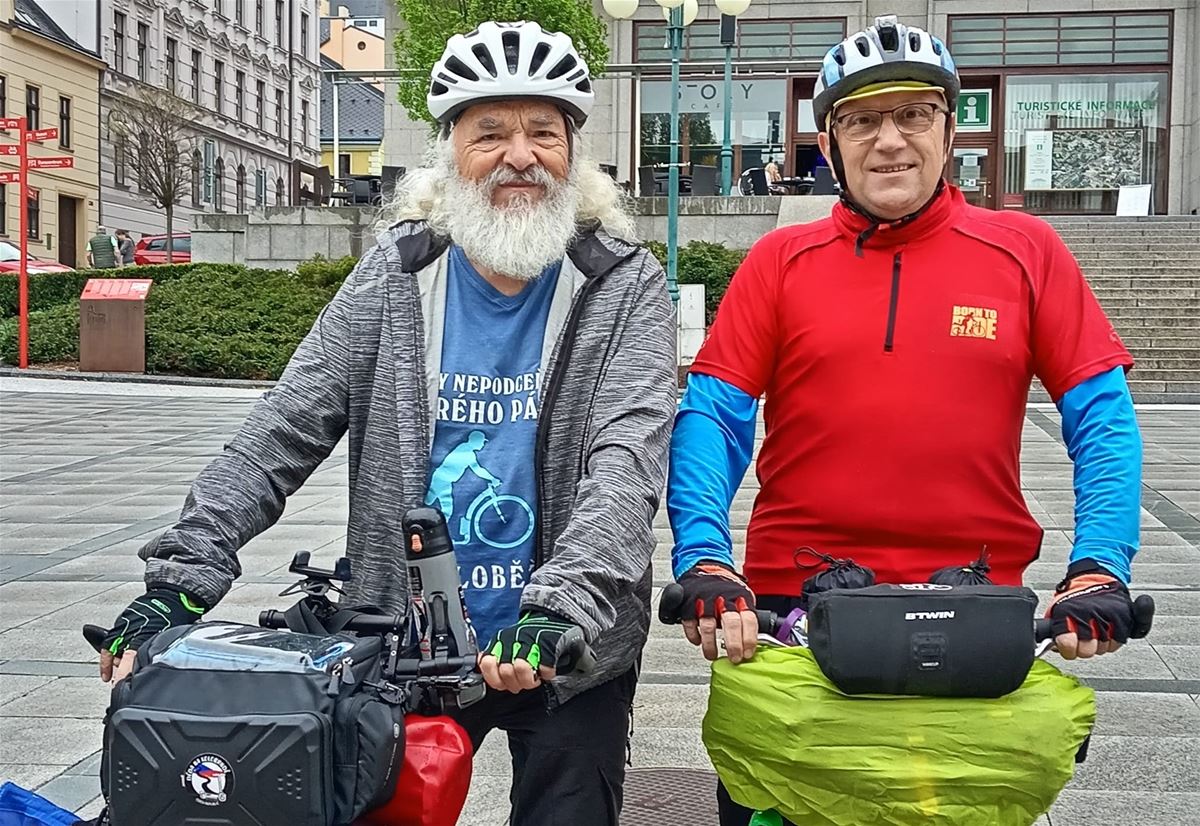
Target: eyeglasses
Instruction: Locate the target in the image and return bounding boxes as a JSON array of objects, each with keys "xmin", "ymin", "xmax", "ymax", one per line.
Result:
[{"xmin": 832, "ymin": 102, "xmax": 949, "ymax": 142}]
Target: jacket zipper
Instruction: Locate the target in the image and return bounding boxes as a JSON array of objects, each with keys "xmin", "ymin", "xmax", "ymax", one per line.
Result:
[
  {"xmin": 532, "ymin": 276, "xmax": 602, "ymax": 569},
  {"xmin": 884, "ymin": 251, "xmax": 902, "ymax": 353}
]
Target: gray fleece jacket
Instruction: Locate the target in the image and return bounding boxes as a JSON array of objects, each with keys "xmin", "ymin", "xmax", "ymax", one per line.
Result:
[{"xmin": 137, "ymin": 220, "xmax": 678, "ymax": 702}]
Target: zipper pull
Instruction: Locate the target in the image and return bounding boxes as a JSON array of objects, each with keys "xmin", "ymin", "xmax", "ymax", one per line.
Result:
[{"xmin": 340, "ymin": 657, "xmax": 355, "ymax": 685}]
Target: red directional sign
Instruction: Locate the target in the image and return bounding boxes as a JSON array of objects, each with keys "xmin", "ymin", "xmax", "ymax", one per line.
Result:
[
  {"xmin": 0, "ymin": 144, "xmax": 18, "ymax": 156},
  {"xmin": 25, "ymin": 128, "xmax": 58, "ymax": 142},
  {"xmin": 0, "ymin": 171, "xmax": 18, "ymax": 183},
  {"xmin": 0, "ymin": 117, "xmax": 21, "ymax": 130},
  {"xmin": 27, "ymin": 156, "xmax": 74, "ymax": 169}
]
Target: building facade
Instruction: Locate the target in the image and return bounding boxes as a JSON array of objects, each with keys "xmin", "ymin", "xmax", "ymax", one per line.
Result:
[
  {"xmin": 379, "ymin": 0, "xmax": 1199, "ymax": 216},
  {"xmin": 0, "ymin": 0, "xmax": 105, "ymax": 268},
  {"xmin": 99, "ymin": 0, "xmax": 323, "ymax": 237}
]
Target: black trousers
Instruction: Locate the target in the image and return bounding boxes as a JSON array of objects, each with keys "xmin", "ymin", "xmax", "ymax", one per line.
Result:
[
  {"xmin": 717, "ymin": 595, "xmax": 805, "ymax": 826},
  {"xmin": 449, "ymin": 668, "xmax": 636, "ymax": 826}
]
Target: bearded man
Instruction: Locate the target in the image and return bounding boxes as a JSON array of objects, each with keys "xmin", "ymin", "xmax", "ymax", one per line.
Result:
[{"xmin": 94, "ymin": 21, "xmax": 677, "ymax": 825}]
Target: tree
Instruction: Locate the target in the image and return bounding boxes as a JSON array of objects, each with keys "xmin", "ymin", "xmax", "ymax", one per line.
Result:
[
  {"xmin": 108, "ymin": 87, "xmax": 197, "ymax": 263},
  {"xmin": 393, "ymin": 0, "xmax": 609, "ymax": 125}
]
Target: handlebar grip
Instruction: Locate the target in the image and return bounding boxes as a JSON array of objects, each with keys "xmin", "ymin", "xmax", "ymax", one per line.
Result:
[
  {"xmin": 258, "ymin": 609, "xmax": 287, "ymax": 629},
  {"xmin": 1034, "ymin": 618, "xmax": 1054, "ymax": 642},
  {"xmin": 658, "ymin": 582, "xmax": 780, "ymax": 635},
  {"xmin": 1131, "ymin": 594, "xmax": 1155, "ymax": 639},
  {"xmin": 83, "ymin": 624, "xmax": 108, "ymax": 654},
  {"xmin": 556, "ymin": 626, "xmax": 596, "ymax": 675},
  {"xmin": 1036, "ymin": 594, "xmax": 1156, "ymax": 644}
]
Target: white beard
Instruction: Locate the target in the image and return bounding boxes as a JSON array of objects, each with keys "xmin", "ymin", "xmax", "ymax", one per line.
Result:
[{"xmin": 435, "ymin": 161, "xmax": 580, "ymax": 282}]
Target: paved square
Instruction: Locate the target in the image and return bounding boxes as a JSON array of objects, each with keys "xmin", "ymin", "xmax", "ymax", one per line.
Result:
[{"xmin": 1, "ymin": 377, "xmax": 1196, "ymax": 824}]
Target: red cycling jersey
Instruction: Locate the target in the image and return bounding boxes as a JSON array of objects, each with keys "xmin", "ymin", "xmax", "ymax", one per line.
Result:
[{"xmin": 690, "ymin": 184, "xmax": 1132, "ymax": 595}]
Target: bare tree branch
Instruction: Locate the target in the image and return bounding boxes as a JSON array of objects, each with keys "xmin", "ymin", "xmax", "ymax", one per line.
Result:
[{"xmin": 109, "ymin": 88, "xmax": 198, "ymax": 262}]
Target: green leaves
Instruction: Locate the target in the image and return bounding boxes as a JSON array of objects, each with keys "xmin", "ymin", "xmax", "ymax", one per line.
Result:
[
  {"xmin": 392, "ymin": 0, "xmax": 610, "ymax": 124},
  {"xmin": 645, "ymin": 240, "xmax": 747, "ymax": 325}
]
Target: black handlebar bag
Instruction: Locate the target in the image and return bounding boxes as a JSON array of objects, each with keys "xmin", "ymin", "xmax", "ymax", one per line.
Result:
[
  {"xmin": 806, "ymin": 584, "xmax": 1039, "ymax": 698},
  {"xmin": 100, "ymin": 621, "xmax": 404, "ymax": 826}
]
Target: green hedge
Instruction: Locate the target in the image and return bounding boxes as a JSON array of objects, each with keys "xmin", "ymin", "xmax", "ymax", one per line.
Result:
[
  {"xmin": 0, "ymin": 260, "xmax": 349, "ymax": 378},
  {"xmin": 0, "ymin": 264, "xmax": 203, "ymax": 319},
  {"xmin": 144, "ymin": 266, "xmax": 342, "ymax": 379},
  {"xmin": 645, "ymin": 240, "xmax": 746, "ymax": 324},
  {"xmin": 0, "ymin": 246, "xmax": 748, "ymax": 378}
]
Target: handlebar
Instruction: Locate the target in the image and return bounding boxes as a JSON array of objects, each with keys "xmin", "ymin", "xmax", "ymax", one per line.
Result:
[
  {"xmin": 259, "ymin": 609, "xmax": 596, "ymax": 675},
  {"xmin": 257, "ymin": 608, "xmax": 406, "ymax": 635},
  {"xmin": 658, "ymin": 584, "xmax": 1157, "ymax": 645}
]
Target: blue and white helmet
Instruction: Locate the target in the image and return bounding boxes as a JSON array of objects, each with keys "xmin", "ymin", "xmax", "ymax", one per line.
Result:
[{"xmin": 812, "ymin": 16, "xmax": 959, "ymax": 131}]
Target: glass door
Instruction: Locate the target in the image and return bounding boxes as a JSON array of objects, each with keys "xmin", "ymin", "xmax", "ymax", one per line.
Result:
[{"xmin": 952, "ymin": 145, "xmax": 996, "ymax": 209}]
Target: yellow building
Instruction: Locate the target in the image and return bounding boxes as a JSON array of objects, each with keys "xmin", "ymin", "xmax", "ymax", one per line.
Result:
[
  {"xmin": 0, "ymin": 0, "xmax": 104, "ymax": 268},
  {"xmin": 319, "ymin": 55, "xmax": 384, "ymax": 181}
]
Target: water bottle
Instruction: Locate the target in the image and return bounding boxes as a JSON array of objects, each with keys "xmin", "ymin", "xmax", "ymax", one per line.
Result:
[{"xmin": 403, "ymin": 507, "xmax": 478, "ymax": 659}]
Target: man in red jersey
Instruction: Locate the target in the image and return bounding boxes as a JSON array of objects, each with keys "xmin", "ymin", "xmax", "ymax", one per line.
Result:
[{"xmin": 668, "ymin": 7, "xmax": 1143, "ymax": 784}]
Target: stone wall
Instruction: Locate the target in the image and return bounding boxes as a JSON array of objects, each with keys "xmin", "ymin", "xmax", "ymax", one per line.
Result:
[
  {"xmin": 191, "ymin": 208, "xmax": 379, "ymax": 270},
  {"xmin": 191, "ymin": 196, "xmax": 840, "ymax": 266}
]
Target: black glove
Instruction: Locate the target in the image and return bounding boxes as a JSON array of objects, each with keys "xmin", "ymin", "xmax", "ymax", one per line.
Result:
[
  {"xmin": 101, "ymin": 588, "xmax": 208, "ymax": 657},
  {"xmin": 1046, "ymin": 559, "xmax": 1134, "ymax": 643},
  {"xmin": 485, "ymin": 611, "xmax": 579, "ymax": 672},
  {"xmin": 677, "ymin": 562, "xmax": 756, "ymax": 621}
]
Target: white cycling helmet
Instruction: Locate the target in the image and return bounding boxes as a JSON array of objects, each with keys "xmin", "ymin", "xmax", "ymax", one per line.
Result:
[
  {"xmin": 812, "ymin": 16, "xmax": 959, "ymax": 131},
  {"xmin": 427, "ymin": 21, "xmax": 595, "ymax": 127}
]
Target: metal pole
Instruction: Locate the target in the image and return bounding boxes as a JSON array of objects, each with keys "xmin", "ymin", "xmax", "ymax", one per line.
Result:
[
  {"xmin": 332, "ymin": 80, "xmax": 340, "ymax": 181},
  {"xmin": 666, "ymin": 4, "xmax": 682, "ymax": 305},
  {"xmin": 18, "ymin": 116, "xmax": 28, "ymax": 369},
  {"xmin": 721, "ymin": 37, "xmax": 733, "ymax": 196}
]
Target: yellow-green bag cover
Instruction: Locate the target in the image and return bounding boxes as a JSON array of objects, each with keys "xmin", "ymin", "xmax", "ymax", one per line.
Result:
[{"xmin": 703, "ymin": 647, "xmax": 1095, "ymax": 826}]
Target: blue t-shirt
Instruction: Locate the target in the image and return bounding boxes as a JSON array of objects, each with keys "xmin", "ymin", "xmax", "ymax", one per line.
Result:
[{"xmin": 425, "ymin": 245, "xmax": 560, "ymax": 644}]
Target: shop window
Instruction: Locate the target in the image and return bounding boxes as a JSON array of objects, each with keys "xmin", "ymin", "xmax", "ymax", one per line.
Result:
[
  {"xmin": 638, "ymin": 77, "xmax": 788, "ymax": 179},
  {"xmin": 1002, "ymin": 72, "xmax": 1168, "ymax": 214},
  {"xmin": 635, "ymin": 19, "xmax": 843, "ymax": 63},
  {"xmin": 949, "ymin": 13, "xmax": 1170, "ymax": 68}
]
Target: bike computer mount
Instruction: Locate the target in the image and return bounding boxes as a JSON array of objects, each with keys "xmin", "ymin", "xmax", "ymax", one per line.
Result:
[{"xmin": 278, "ymin": 551, "xmax": 352, "ymax": 601}]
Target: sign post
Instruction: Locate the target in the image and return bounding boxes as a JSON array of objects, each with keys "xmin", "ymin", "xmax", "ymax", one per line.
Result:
[{"xmin": 0, "ymin": 119, "xmax": 59, "ymax": 367}]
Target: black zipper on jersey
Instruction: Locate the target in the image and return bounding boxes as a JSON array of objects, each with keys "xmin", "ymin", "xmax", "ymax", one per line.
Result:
[
  {"xmin": 884, "ymin": 252, "xmax": 902, "ymax": 352},
  {"xmin": 532, "ymin": 276, "xmax": 602, "ymax": 570}
]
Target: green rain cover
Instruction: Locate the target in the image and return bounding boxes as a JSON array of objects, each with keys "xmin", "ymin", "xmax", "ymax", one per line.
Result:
[{"xmin": 703, "ymin": 646, "xmax": 1095, "ymax": 826}]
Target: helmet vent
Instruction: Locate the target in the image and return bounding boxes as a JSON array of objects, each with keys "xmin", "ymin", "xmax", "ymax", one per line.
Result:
[
  {"xmin": 833, "ymin": 45, "xmax": 846, "ymax": 65},
  {"xmin": 878, "ymin": 25, "xmax": 898, "ymax": 51},
  {"xmin": 576, "ymin": 78, "xmax": 592, "ymax": 93},
  {"xmin": 909, "ymin": 31, "xmax": 922, "ymax": 52},
  {"xmin": 854, "ymin": 36, "xmax": 870, "ymax": 57},
  {"xmin": 445, "ymin": 56, "xmax": 478, "ymax": 82},
  {"xmin": 547, "ymin": 54, "xmax": 578, "ymax": 80},
  {"xmin": 436, "ymin": 72, "xmax": 458, "ymax": 84},
  {"xmin": 502, "ymin": 30, "xmax": 521, "ymax": 74},
  {"xmin": 472, "ymin": 44, "xmax": 497, "ymax": 77},
  {"xmin": 932, "ymin": 38, "xmax": 944, "ymax": 55},
  {"xmin": 430, "ymin": 81, "xmax": 448, "ymax": 96},
  {"xmin": 529, "ymin": 41, "xmax": 551, "ymax": 74}
]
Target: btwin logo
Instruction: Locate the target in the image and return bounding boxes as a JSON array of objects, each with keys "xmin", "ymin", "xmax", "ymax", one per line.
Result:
[{"xmin": 905, "ymin": 610, "xmax": 956, "ymax": 621}]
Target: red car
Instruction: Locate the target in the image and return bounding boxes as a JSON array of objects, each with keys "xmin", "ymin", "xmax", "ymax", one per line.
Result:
[
  {"xmin": 0, "ymin": 238, "xmax": 75, "ymax": 273},
  {"xmin": 133, "ymin": 233, "xmax": 191, "ymax": 265}
]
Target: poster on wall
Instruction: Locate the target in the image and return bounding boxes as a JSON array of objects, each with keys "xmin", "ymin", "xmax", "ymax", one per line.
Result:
[
  {"xmin": 1050, "ymin": 129, "xmax": 1144, "ymax": 190},
  {"xmin": 1024, "ymin": 130, "xmax": 1053, "ymax": 190},
  {"xmin": 1024, "ymin": 128, "xmax": 1145, "ymax": 191}
]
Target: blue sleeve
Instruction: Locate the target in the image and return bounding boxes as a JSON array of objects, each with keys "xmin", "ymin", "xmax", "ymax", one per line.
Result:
[
  {"xmin": 667, "ymin": 373, "xmax": 758, "ymax": 579},
  {"xmin": 1056, "ymin": 365, "xmax": 1142, "ymax": 583}
]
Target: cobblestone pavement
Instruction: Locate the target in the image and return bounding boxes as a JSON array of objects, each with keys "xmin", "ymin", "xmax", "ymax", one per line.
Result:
[{"xmin": 1, "ymin": 377, "xmax": 1197, "ymax": 824}]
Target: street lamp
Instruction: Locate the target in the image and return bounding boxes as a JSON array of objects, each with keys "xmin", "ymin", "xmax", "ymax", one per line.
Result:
[
  {"xmin": 714, "ymin": 0, "xmax": 751, "ymax": 195},
  {"xmin": 603, "ymin": 0, "xmax": 691, "ymax": 304}
]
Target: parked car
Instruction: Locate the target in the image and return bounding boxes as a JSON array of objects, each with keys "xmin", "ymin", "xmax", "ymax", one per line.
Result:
[
  {"xmin": 134, "ymin": 233, "xmax": 191, "ymax": 265},
  {"xmin": 0, "ymin": 238, "xmax": 75, "ymax": 273}
]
